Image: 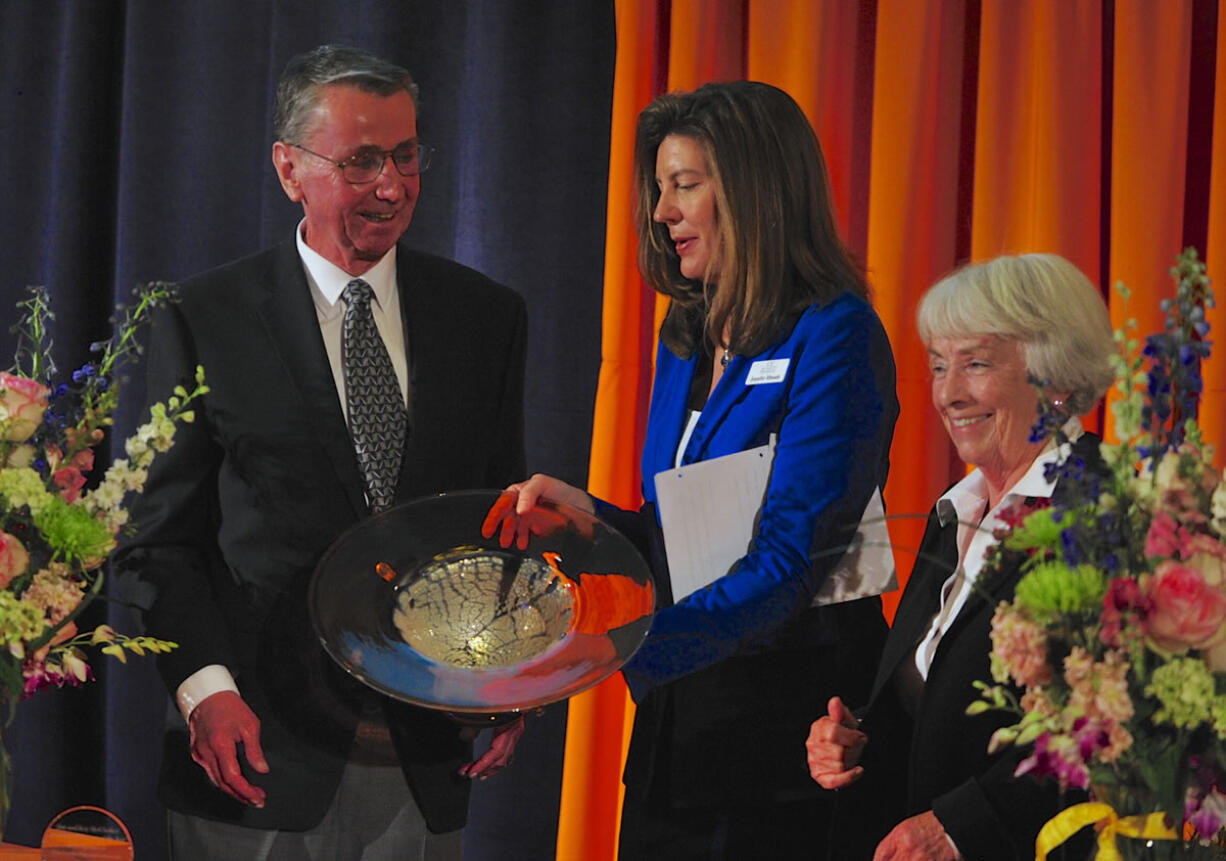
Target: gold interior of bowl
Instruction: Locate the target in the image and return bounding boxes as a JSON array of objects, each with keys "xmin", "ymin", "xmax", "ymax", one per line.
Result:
[{"xmin": 391, "ymin": 548, "xmax": 576, "ymax": 668}]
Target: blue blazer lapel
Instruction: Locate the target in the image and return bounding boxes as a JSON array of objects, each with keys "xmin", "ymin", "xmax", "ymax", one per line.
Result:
[
  {"xmin": 646, "ymin": 350, "xmax": 752, "ymax": 478},
  {"xmin": 253, "ymin": 243, "xmax": 369, "ymax": 518},
  {"xmin": 681, "ymin": 353, "xmax": 749, "ymax": 462}
]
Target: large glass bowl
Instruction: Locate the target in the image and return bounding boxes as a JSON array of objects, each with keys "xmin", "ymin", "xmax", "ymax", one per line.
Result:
[{"xmin": 309, "ymin": 490, "xmax": 655, "ymax": 716}]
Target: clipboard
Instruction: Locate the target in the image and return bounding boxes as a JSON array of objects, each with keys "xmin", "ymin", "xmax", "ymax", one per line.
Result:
[{"xmin": 653, "ymin": 439, "xmax": 897, "ymax": 604}]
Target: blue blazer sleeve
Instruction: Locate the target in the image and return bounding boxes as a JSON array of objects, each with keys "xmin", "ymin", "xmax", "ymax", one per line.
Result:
[{"xmin": 621, "ymin": 292, "xmax": 898, "ymax": 697}]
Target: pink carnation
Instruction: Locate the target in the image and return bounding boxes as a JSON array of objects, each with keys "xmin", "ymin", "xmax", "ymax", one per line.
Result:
[
  {"xmin": 991, "ymin": 604, "xmax": 1053, "ymax": 688},
  {"xmin": 1144, "ymin": 560, "xmax": 1226, "ymax": 654},
  {"xmin": 1100, "ymin": 576, "xmax": 1151, "ymax": 648},
  {"xmin": 1066, "ymin": 648, "xmax": 1134, "ymax": 734},
  {"xmin": 1089, "ymin": 651, "xmax": 1134, "ymax": 725},
  {"xmin": 53, "ymin": 465, "xmax": 87, "ymax": 503},
  {"xmin": 23, "ymin": 567, "xmax": 84, "ymax": 625},
  {"xmin": 995, "ymin": 497, "xmax": 1051, "ymax": 532},
  {"xmin": 48, "ymin": 429, "xmax": 99, "ymax": 474},
  {"xmin": 1145, "ymin": 510, "xmax": 1190, "ymax": 558}
]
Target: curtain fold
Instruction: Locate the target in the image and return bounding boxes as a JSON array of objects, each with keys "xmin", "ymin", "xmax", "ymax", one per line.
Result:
[
  {"xmin": 667, "ymin": 0, "xmax": 747, "ymax": 88},
  {"xmin": 971, "ymin": 1, "xmax": 1102, "ymax": 275},
  {"xmin": 746, "ymin": 0, "xmax": 877, "ymax": 255}
]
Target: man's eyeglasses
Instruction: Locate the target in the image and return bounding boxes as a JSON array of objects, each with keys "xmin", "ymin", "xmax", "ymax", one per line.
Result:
[{"xmin": 290, "ymin": 141, "xmax": 435, "ymax": 184}]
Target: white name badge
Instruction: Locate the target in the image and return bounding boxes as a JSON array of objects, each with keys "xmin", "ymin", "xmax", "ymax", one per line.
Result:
[{"xmin": 745, "ymin": 358, "xmax": 789, "ymax": 385}]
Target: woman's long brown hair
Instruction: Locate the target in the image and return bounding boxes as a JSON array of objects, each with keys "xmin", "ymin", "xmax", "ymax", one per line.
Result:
[{"xmin": 634, "ymin": 81, "xmax": 868, "ymax": 359}]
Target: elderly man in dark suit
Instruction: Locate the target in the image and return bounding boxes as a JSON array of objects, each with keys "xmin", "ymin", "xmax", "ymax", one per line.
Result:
[{"xmin": 116, "ymin": 44, "xmax": 526, "ymax": 860}]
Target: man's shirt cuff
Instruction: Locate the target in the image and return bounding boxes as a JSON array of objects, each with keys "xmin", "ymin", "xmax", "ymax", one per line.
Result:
[{"xmin": 175, "ymin": 664, "xmax": 239, "ymax": 722}]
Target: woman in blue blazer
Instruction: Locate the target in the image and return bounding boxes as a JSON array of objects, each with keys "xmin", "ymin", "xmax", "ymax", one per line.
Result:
[{"xmin": 502, "ymin": 81, "xmax": 898, "ymax": 859}]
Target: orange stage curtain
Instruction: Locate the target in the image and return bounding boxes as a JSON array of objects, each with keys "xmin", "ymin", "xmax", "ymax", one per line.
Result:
[
  {"xmin": 1205, "ymin": 4, "xmax": 1226, "ymax": 456},
  {"xmin": 1108, "ymin": 0, "xmax": 1195, "ymax": 442},
  {"xmin": 971, "ymin": 1, "xmax": 1103, "ymax": 274},
  {"xmin": 972, "ymin": 0, "xmax": 1104, "ymax": 435},
  {"xmin": 666, "ymin": 0, "xmax": 746, "ymax": 88},
  {"xmin": 746, "ymin": 1, "xmax": 876, "ymax": 252},
  {"xmin": 559, "ymin": 1, "xmax": 1224, "ymax": 857},
  {"xmin": 555, "ymin": 3, "xmax": 663, "ymax": 859}
]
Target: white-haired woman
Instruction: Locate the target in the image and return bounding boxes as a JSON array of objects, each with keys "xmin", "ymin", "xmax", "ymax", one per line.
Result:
[{"xmin": 806, "ymin": 253, "xmax": 1114, "ymax": 861}]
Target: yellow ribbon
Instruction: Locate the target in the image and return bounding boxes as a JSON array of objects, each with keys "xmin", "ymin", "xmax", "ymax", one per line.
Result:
[{"xmin": 1035, "ymin": 801, "xmax": 1178, "ymax": 861}]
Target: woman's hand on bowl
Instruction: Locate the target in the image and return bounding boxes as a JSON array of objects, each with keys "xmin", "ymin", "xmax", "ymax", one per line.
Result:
[{"xmin": 481, "ymin": 476, "xmax": 594, "ymax": 550}]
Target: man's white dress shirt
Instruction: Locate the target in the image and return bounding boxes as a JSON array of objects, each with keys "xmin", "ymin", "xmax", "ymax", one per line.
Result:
[{"xmin": 175, "ymin": 227, "xmax": 408, "ymax": 720}]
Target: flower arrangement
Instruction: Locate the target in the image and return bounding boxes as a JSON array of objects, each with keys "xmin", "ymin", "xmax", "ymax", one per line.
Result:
[
  {"xmin": 969, "ymin": 249, "xmax": 1226, "ymax": 859},
  {"xmin": 0, "ymin": 284, "xmax": 202, "ymax": 698},
  {"xmin": 0, "ymin": 284, "xmax": 205, "ymax": 825}
]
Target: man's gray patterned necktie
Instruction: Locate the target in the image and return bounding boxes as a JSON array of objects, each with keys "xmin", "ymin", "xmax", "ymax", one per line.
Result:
[{"xmin": 342, "ymin": 279, "xmax": 405, "ymax": 512}]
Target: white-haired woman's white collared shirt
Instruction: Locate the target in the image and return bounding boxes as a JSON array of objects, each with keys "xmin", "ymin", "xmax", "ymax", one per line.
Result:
[{"xmin": 913, "ymin": 418, "xmax": 1083, "ymax": 680}]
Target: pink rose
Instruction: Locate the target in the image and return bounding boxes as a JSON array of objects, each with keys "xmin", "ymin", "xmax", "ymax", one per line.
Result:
[
  {"xmin": 1144, "ymin": 560, "xmax": 1226, "ymax": 654},
  {"xmin": 0, "ymin": 531, "xmax": 30, "ymax": 588},
  {"xmin": 0, "ymin": 372, "xmax": 48, "ymax": 442}
]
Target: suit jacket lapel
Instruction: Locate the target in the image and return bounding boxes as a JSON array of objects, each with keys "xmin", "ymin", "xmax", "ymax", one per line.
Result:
[
  {"xmin": 393, "ymin": 247, "xmax": 430, "ymax": 501},
  {"xmin": 253, "ymin": 243, "xmax": 368, "ymax": 518},
  {"xmin": 946, "ymin": 552, "xmax": 1016, "ymax": 640},
  {"xmin": 870, "ymin": 509, "xmax": 958, "ymax": 701}
]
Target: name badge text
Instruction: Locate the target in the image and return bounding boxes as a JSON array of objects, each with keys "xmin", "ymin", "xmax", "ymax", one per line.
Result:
[{"xmin": 745, "ymin": 358, "xmax": 789, "ymax": 385}]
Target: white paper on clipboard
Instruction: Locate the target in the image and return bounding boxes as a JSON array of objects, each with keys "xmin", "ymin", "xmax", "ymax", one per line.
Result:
[{"xmin": 653, "ymin": 439, "xmax": 897, "ymax": 604}]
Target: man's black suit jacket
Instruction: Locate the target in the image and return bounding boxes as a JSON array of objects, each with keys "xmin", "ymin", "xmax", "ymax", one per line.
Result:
[{"xmin": 115, "ymin": 240, "xmax": 527, "ymax": 833}]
